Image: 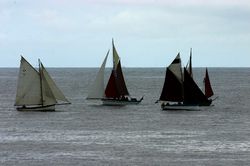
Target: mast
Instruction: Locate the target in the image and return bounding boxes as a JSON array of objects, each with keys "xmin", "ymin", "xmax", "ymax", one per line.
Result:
[{"xmin": 38, "ymin": 59, "xmax": 44, "ymax": 106}]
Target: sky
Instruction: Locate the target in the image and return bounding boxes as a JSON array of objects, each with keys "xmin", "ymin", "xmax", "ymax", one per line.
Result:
[{"xmin": 0, "ymin": 0, "xmax": 250, "ymax": 67}]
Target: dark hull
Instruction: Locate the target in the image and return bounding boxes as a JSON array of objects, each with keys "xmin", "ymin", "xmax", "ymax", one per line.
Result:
[
  {"xmin": 161, "ymin": 103, "xmax": 200, "ymax": 111},
  {"xmin": 102, "ymin": 97, "xmax": 143, "ymax": 106}
]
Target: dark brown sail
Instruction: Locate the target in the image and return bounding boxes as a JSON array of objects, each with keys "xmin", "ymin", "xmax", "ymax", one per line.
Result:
[
  {"xmin": 105, "ymin": 70, "xmax": 120, "ymax": 98},
  {"xmin": 183, "ymin": 68, "xmax": 210, "ymax": 105},
  {"xmin": 160, "ymin": 68, "xmax": 184, "ymax": 101},
  {"xmin": 204, "ymin": 68, "xmax": 214, "ymax": 98},
  {"xmin": 115, "ymin": 61, "xmax": 129, "ymax": 96},
  {"xmin": 105, "ymin": 61, "xmax": 129, "ymax": 98}
]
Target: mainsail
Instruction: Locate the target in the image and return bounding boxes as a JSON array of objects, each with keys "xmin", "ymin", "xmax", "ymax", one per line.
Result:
[
  {"xmin": 15, "ymin": 57, "xmax": 42, "ymax": 106},
  {"xmin": 204, "ymin": 68, "xmax": 214, "ymax": 98},
  {"xmin": 87, "ymin": 51, "xmax": 109, "ymax": 99},
  {"xmin": 115, "ymin": 61, "xmax": 129, "ymax": 96},
  {"xmin": 183, "ymin": 68, "xmax": 209, "ymax": 105},
  {"xmin": 105, "ymin": 70, "xmax": 120, "ymax": 98},
  {"xmin": 160, "ymin": 53, "xmax": 184, "ymax": 101},
  {"xmin": 104, "ymin": 40, "xmax": 129, "ymax": 99}
]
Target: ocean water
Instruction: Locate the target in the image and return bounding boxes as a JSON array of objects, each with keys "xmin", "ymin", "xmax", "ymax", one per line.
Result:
[{"xmin": 0, "ymin": 68, "xmax": 249, "ymax": 166}]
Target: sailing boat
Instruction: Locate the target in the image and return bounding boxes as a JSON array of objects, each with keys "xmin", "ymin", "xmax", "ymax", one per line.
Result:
[
  {"xmin": 15, "ymin": 56, "xmax": 71, "ymax": 111},
  {"xmin": 158, "ymin": 53, "xmax": 213, "ymax": 111},
  {"xmin": 87, "ymin": 39, "xmax": 143, "ymax": 106}
]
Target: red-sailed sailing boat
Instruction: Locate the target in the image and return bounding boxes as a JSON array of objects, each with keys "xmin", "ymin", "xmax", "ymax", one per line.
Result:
[
  {"xmin": 158, "ymin": 53, "xmax": 214, "ymax": 111},
  {"xmin": 87, "ymin": 39, "xmax": 143, "ymax": 106}
]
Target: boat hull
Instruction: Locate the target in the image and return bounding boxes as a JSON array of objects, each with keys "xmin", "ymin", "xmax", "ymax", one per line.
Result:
[
  {"xmin": 16, "ymin": 105, "xmax": 55, "ymax": 111},
  {"xmin": 102, "ymin": 97, "xmax": 143, "ymax": 106},
  {"xmin": 161, "ymin": 103, "xmax": 200, "ymax": 111}
]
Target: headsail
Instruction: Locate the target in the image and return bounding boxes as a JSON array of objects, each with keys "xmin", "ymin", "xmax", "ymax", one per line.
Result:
[
  {"xmin": 15, "ymin": 56, "xmax": 42, "ymax": 106},
  {"xmin": 87, "ymin": 50, "xmax": 109, "ymax": 99},
  {"xmin": 159, "ymin": 53, "xmax": 184, "ymax": 101},
  {"xmin": 40, "ymin": 63, "xmax": 70, "ymax": 104},
  {"xmin": 204, "ymin": 68, "xmax": 214, "ymax": 98},
  {"xmin": 40, "ymin": 64, "xmax": 57, "ymax": 106}
]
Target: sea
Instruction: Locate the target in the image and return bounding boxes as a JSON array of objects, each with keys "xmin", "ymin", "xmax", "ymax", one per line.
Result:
[{"xmin": 0, "ymin": 68, "xmax": 249, "ymax": 166}]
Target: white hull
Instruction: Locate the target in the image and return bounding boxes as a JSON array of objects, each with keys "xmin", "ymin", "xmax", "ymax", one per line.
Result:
[
  {"xmin": 102, "ymin": 98, "xmax": 143, "ymax": 106},
  {"xmin": 162, "ymin": 104, "xmax": 200, "ymax": 111},
  {"xmin": 16, "ymin": 105, "xmax": 55, "ymax": 111}
]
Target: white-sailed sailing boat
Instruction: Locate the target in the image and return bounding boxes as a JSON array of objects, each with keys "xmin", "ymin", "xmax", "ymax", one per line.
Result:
[
  {"xmin": 158, "ymin": 53, "xmax": 213, "ymax": 111},
  {"xmin": 87, "ymin": 39, "xmax": 143, "ymax": 106},
  {"xmin": 15, "ymin": 56, "xmax": 71, "ymax": 111}
]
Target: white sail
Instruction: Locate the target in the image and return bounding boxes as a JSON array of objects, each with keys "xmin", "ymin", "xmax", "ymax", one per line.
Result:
[
  {"xmin": 112, "ymin": 39, "xmax": 120, "ymax": 69},
  {"xmin": 15, "ymin": 57, "xmax": 42, "ymax": 106},
  {"xmin": 87, "ymin": 50, "xmax": 109, "ymax": 99},
  {"xmin": 168, "ymin": 53, "xmax": 183, "ymax": 82},
  {"xmin": 40, "ymin": 63, "xmax": 70, "ymax": 103},
  {"xmin": 40, "ymin": 64, "xmax": 57, "ymax": 106}
]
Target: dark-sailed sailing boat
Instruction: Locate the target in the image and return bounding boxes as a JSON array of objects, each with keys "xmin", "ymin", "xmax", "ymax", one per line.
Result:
[
  {"xmin": 158, "ymin": 53, "xmax": 213, "ymax": 110},
  {"xmin": 87, "ymin": 39, "xmax": 143, "ymax": 106},
  {"xmin": 15, "ymin": 56, "xmax": 71, "ymax": 111}
]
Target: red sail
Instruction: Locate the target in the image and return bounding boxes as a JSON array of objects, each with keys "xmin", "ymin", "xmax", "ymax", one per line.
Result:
[
  {"xmin": 105, "ymin": 70, "xmax": 120, "ymax": 98},
  {"xmin": 160, "ymin": 68, "xmax": 184, "ymax": 102},
  {"xmin": 204, "ymin": 68, "xmax": 214, "ymax": 98}
]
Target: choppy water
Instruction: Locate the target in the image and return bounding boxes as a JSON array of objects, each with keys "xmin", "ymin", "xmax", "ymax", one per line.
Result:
[{"xmin": 0, "ymin": 68, "xmax": 249, "ymax": 166}]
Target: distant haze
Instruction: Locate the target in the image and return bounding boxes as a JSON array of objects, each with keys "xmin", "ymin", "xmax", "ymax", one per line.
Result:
[{"xmin": 0, "ymin": 0, "xmax": 249, "ymax": 67}]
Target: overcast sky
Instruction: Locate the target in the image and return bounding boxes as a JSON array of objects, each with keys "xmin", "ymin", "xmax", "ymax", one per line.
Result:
[{"xmin": 0, "ymin": 0, "xmax": 249, "ymax": 67}]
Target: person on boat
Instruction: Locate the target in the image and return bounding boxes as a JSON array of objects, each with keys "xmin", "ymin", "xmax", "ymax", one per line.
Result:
[{"xmin": 121, "ymin": 96, "xmax": 128, "ymax": 101}]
